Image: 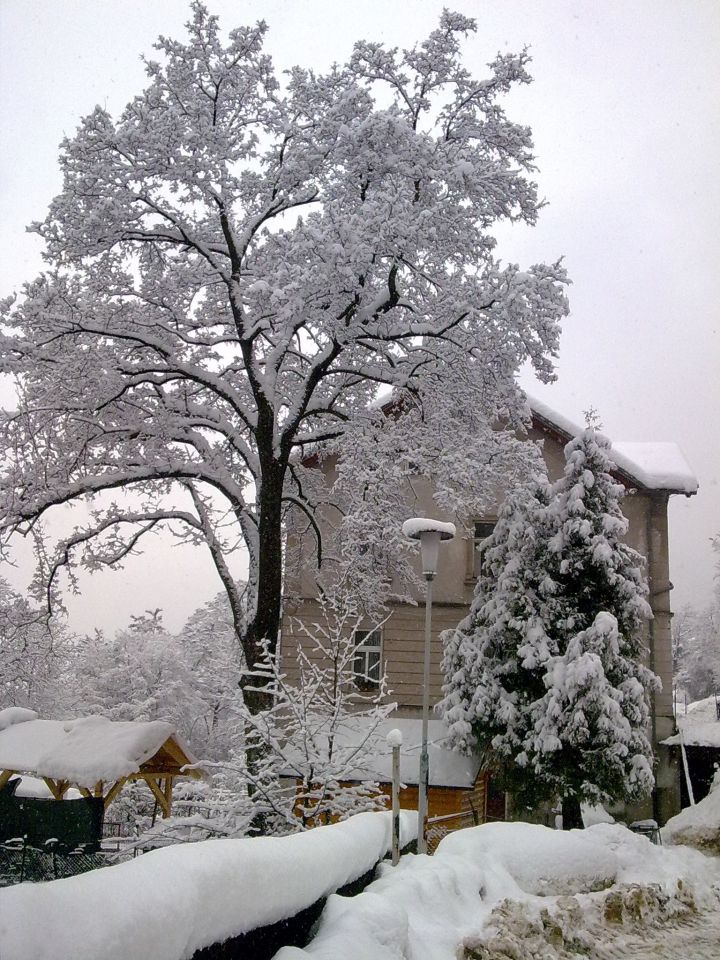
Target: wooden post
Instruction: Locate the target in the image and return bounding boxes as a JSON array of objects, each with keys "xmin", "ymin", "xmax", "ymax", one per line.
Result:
[
  {"xmin": 0, "ymin": 770, "xmax": 15, "ymax": 790},
  {"xmin": 163, "ymin": 776, "xmax": 173, "ymax": 817}
]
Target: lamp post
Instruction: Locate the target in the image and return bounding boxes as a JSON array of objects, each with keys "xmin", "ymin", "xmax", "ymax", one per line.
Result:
[{"xmin": 402, "ymin": 517, "xmax": 456, "ymax": 854}]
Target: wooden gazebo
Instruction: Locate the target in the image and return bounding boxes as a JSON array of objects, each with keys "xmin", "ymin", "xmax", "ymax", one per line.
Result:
[{"xmin": 0, "ymin": 708, "xmax": 204, "ymax": 818}]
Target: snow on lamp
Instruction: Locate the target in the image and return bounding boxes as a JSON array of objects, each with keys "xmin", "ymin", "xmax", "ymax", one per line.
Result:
[{"xmin": 401, "ymin": 518, "xmax": 456, "ymax": 577}]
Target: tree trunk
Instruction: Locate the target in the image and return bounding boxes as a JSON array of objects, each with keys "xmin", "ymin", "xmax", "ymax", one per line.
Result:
[{"xmin": 561, "ymin": 796, "xmax": 583, "ymax": 830}]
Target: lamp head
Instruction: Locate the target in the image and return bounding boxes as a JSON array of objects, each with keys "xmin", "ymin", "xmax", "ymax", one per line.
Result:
[{"xmin": 401, "ymin": 518, "xmax": 456, "ymax": 576}]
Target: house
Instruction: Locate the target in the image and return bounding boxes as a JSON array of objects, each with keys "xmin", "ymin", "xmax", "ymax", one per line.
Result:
[{"xmin": 281, "ymin": 398, "xmax": 698, "ymax": 827}]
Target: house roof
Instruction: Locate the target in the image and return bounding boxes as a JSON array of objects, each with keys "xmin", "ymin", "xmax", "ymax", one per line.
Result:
[
  {"xmin": 0, "ymin": 709, "xmax": 199, "ymax": 789},
  {"xmin": 661, "ymin": 696, "xmax": 720, "ymax": 749},
  {"xmin": 527, "ymin": 395, "xmax": 698, "ymax": 496},
  {"xmin": 281, "ymin": 717, "xmax": 481, "ymax": 789}
]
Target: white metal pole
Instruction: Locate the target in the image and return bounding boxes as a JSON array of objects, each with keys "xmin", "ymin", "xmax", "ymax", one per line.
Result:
[
  {"xmin": 391, "ymin": 742, "xmax": 401, "ymax": 865},
  {"xmin": 679, "ymin": 726, "xmax": 695, "ymax": 806},
  {"xmin": 417, "ymin": 572, "xmax": 433, "ymax": 854}
]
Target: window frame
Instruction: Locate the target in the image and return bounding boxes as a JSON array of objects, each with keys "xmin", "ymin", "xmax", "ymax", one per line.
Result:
[
  {"xmin": 466, "ymin": 519, "xmax": 496, "ymax": 581},
  {"xmin": 352, "ymin": 627, "xmax": 383, "ymax": 692}
]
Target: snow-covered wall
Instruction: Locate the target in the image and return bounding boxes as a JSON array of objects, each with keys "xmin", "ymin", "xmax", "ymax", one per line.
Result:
[{"xmin": 0, "ymin": 811, "xmax": 416, "ymax": 960}]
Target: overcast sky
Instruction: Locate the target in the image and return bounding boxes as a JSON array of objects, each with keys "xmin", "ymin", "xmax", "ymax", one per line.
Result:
[{"xmin": 1, "ymin": 0, "xmax": 718, "ymax": 635}]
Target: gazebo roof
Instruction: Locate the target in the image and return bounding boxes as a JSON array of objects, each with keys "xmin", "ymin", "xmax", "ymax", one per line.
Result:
[{"xmin": 0, "ymin": 708, "xmax": 201, "ymax": 790}]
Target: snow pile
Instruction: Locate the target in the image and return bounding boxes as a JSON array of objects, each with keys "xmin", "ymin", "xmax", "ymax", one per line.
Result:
[
  {"xmin": 0, "ymin": 715, "xmax": 176, "ymax": 787},
  {"xmin": 0, "ymin": 811, "xmax": 416, "ymax": 960},
  {"xmin": 279, "ymin": 821, "xmax": 720, "ymax": 960},
  {"xmin": 276, "ymin": 851, "xmax": 509, "ymax": 960},
  {"xmin": 663, "ymin": 769, "xmax": 720, "ymax": 853},
  {"xmin": 439, "ymin": 821, "xmax": 616, "ymax": 895}
]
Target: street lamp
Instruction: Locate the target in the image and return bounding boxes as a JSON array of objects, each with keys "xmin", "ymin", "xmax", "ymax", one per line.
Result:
[{"xmin": 402, "ymin": 517, "xmax": 456, "ymax": 854}]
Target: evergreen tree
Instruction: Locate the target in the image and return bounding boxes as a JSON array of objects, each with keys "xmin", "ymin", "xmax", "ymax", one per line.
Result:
[{"xmin": 440, "ymin": 428, "xmax": 658, "ymax": 828}]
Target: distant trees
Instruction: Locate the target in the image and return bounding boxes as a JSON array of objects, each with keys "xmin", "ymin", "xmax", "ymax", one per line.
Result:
[
  {"xmin": 0, "ymin": 578, "xmax": 71, "ymax": 712},
  {"xmin": 0, "ymin": 3, "xmax": 568, "ymax": 736},
  {"xmin": 672, "ymin": 534, "xmax": 720, "ymax": 704},
  {"xmin": 440, "ymin": 429, "xmax": 658, "ymax": 828},
  {"xmin": 673, "ymin": 607, "xmax": 720, "ymax": 703}
]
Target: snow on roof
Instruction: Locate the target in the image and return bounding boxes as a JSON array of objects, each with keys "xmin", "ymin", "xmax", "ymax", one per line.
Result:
[
  {"xmin": 527, "ymin": 394, "xmax": 698, "ymax": 495},
  {"xmin": 282, "ymin": 718, "xmax": 481, "ymax": 788},
  {"xmin": 662, "ymin": 696, "xmax": 720, "ymax": 749},
  {"xmin": 0, "ymin": 710, "xmax": 177, "ymax": 788}
]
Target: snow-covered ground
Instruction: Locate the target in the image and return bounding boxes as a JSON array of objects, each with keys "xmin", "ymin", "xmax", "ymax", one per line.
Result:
[
  {"xmin": 279, "ymin": 821, "xmax": 720, "ymax": 960},
  {"xmin": 1, "ymin": 813, "xmax": 719, "ymax": 960}
]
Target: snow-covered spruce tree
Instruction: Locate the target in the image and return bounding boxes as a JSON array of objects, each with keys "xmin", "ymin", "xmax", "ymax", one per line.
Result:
[
  {"xmin": 440, "ymin": 429, "xmax": 658, "ymax": 828},
  {"xmin": 0, "ymin": 4, "xmax": 567, "ymax": 788},
  {"xmin": 439, "ymin": 472, "xmax": 558, "ymax": 784}
]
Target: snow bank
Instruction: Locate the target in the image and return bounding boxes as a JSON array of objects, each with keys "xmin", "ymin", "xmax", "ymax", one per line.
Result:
[
  {"xmin": 0, "ymin": 811, "xmax": 416, "ymax": 960},
  {"xmin": 280, "ymin": 820, "xmax": 720, "ymax": 960},
  {"xmin": 663, "ymin": 769, "xmax": 720, "ymax": 853},
  {"xmin": 276, "ymin": 851, "xmax": 514, "ymax": 960},
  {"xmin": 438, "ymin": 821, "xmax": 616, "ymax": 895}
]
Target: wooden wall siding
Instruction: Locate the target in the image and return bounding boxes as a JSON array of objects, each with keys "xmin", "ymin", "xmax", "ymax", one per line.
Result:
[{"xmin": 282, "ymin": 599, "xmax": 468, "ymax": 709}]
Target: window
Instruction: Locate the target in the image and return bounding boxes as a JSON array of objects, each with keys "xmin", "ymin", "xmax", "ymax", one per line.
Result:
[
  {"xmin": 471, "ymin": 520, "xmax": 496, "ymax": 578},
  {"xmin": 352, "ymin": 628, "xmax": 382, "ymax": 691}
]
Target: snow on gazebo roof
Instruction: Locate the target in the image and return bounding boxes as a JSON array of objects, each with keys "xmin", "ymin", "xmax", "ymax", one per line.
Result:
[
  {"xmin": 527, "ymin": 395, "xmax": 698, "ymax": 495},
  {"xmin": 0, "ymin": 708, "xmax": 199, "ymax": 790}
]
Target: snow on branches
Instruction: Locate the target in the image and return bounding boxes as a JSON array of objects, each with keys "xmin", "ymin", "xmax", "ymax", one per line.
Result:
[
  {"xmin": 439, "ymin": 429, "xmax": 659, "ymax": 817},
  {"xmin": 0, "ymin": 3, "xmax": 568, "ymax": 690}
]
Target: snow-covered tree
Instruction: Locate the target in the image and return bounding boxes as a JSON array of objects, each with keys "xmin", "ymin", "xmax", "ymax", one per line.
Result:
[
  {"xmin": 673, "ymin": 602, "xmax": 720, "ymax": 703},
  {"xmin": 440, "ymin": 429, "xmax": 658, "ymax": 828},
  {"xmin": 232, "ymin": 593, "xmax": 394, "ymax": 833},
  {"xmin": 71, "ymin": 610, "xmax": 204, "ymax": 734},
  {"xmin": 176, "ymin": 590, "xmax": 245, "ymax": 759},
  {"xmin": 0, "ymin": 578, "xmax": 73, "ymax": 711},
  {"xmin": 0, "ymin": 4, "xmax": 568, "ymax": 732}
]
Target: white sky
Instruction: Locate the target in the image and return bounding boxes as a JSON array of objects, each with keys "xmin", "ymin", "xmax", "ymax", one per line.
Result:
[{"xmin": 1, "ymin": 0, "xmax": 718, "ymax": 634}]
